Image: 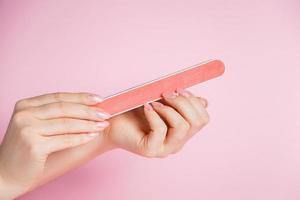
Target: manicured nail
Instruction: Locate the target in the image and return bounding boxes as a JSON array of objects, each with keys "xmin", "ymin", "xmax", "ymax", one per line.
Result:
[
  {"xmin": 96, "ymin": 121, "xmax": 110, "ymax": 128},
  {"xmin": 162, "ymin": 92, "xmax": 177, "ymax": 99},
  {"xmin": 95, "ymin": 111, "xmax": 111, "ymax": 119},
  {"xmin": 176, "ymin": 88, "xmax": 190, "ymax": 97},
  {"xmin": 87, "ymin": 132, "xmax": 100, "ymax": 138},
  {"xmin": 88, "ymin": 94, "xmax": 103, "ymax": 103},
  {"xmin": 200, "ymin": 98, "xmax": 208, "ymax": 107},
  {"xmin": 144, "ymin": 103, "xmax": 153, "ymax": 111},
  {"xmin": 151, "ymin": 101, "xmax": 164, "ymax": 108}
]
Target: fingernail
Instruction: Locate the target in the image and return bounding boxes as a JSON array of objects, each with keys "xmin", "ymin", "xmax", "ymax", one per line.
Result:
[
  {"xmin": 95, "ymin": 111, "xmax": 111, "ymax": 119},
  {"xmin": 201, "ymin": 98, "xmax": 208, "ymax": 107},
  {"xmin": 162, "ymin": 91, "xmax": 177, "ymax": 99},
  {"xmin": 151, "ymin": 101, "xmax": 164, "ymax": 108},
  {"xmin": 88, "ymin": 94, "xmax": 103, "ymax": 103},
  {"xmin": 144, "ymin": 102, "xmax": 153, "ymax": 111},
  {"xmin": 96, "ymin": 121, "xmax": 110, "ymax": 128},
  {"xmin": 87, "ymin": 132, "xmax": 100, "ymax": 138},
  {"xmin": 176, "ymin": 88, "xmax": 190, "ymax": 97}
]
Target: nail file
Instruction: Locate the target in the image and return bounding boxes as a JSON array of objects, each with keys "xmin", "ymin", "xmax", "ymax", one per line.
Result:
[{"xmin": 95, "ymin": 59, "xmax": 225, "ymax": 117}]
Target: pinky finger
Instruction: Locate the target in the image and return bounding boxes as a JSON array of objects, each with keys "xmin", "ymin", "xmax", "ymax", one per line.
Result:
[{"xmin": 44, "ymin": 132, "xmax": 100, "ymax": 153}]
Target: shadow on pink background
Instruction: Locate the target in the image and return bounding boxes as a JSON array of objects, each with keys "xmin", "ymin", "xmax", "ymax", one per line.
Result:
[{"xmin": 0, "ymin": 0, "xmax": 299, "ymax": 199}]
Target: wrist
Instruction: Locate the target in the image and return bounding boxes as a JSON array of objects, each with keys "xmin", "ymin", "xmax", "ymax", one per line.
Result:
[
  {"xmin": 0, "ymin": 151, "xmax": 28, "ymax": 200},
  {"xmin": 101, "ymin": 126, "xmax": 118, "ymax": 151},
  {"xmin": 97, "ymin": 135, "xmax": 117, "ymax": 154},
  {"xmin": 0, "ymin": 172, "xmax": 25, "ymax": 200}
]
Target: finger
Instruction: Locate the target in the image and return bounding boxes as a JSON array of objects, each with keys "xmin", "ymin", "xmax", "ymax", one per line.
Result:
[
  {"xmin": 176, "ymin": 89, "xmax": 209, "ymax": 124},
  {"xmin": 16, "ymin": 92, "xmax": 104, "ymax": 110},
  {"xmin": 198, "ymin": 97, "xmax": 208, "ymax": 108},
  {"xmin": 175, "ymin": 89, "xmax": 207, "ymax": 108},
  {"xmin": 161, "ymin": 91, "xmax": 203, "ymax": 131},
  {"xmin": 151, "ymin": 102, "xmax": 189, "ymax": 149},
  {"xmin": 175, "ymin": 89, "xmax": 210, "ymax": 140},
  {"xmin": 30, "ymin": 102, "xmax": 111, "ymax": 121},
  {"xmin": 36, "ymin": 118, "xmax": 110, "ymax": 136},
  {"xmin": 189, "ymin": 96, "xmax": 210, "ymax": 123},
  {"xmin": 142, "ymin": 103, "xmax": 167, "ymax": 157},
  {"xmin": 44, "ymin": 132, "xmax": 100, "ymax": 153}
]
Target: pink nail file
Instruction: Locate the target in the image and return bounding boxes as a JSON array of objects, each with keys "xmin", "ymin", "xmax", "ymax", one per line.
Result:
[{"xmin": 95, "ymin": 59, "xmax": 225, "ymax": 117}]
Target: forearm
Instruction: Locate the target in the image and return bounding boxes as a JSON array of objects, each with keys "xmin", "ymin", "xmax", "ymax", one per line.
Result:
[
  {"xmin": 34, "ymin": 135, "xmax": 115, "ymax": 190},
  {"xmin": 0, "ymin": 177, "xmax": 14, "ymax": 200},
  {"xmin": 0, "ymin": 167, "xmax": 26, "ymax": 200},
  {"xmin": 0, "ymin": 136, "xmax": 114, "ymax": 199}
]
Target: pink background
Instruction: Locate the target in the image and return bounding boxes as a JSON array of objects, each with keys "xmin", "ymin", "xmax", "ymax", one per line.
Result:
[{"xmin": 0, "ymin": 0, "xmax": 300, "ymax": 199}]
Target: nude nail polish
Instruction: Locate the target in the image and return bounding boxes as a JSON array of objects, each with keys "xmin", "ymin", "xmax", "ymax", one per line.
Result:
[
  {"xmin": 151, "ymin": 101, "xmax": 164, "ymax": 107},
  {"xmin": 96, "ymin": 121, "xmax": 110, "ymax": 128},
  {"xmin": 176, "ymin": 88, "xmax": 190, "ymax": 97},
  {"xmin": 144, "ymin": 103, "xmax": 153, "ymax": 111},
  {"xmin": 88, "ymin": 95, "xmax": 103, "ymax": 103},
  {"xmin": 200, "ymin": 98, "xmax": 208, "ymax": 107},
  {"xmin": 162, "ymin": 92, "xmax": 177, "ymax": 99},
  {"xmin": 96, "ymin": 111, "xmax": 111, "ymax": 119}
]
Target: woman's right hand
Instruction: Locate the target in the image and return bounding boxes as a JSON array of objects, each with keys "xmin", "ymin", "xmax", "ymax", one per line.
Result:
[
  {"xmin": 0, "ymin": 92, "xmax": 111, "ymax": 199},
  {"xmin": 103, "ymin": 89, "xmax": 209, "ymax": 158}
]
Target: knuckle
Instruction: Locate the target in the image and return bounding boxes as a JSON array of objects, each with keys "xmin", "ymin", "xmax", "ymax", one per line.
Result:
[
  {"xmin": 194, "ymin": 119, "xmax": 205, "ymax": 128},
  {"xmin": 15, "ymin": 99, "xmax": 28, "ymax": 110},
  {"xmin": 53, "ymin": 92, "xmax": 63, "ymax": 101},
  {"xmin": 13, "ymin": 110, "xmax": 30, "ymax": 124},
  {"xmin": 156, "ymin": 124, "xmax": 168, "ymax": 134},
  {"xmin": 178, "ymin": 121, "xmax": 190, "ymax": 131}
]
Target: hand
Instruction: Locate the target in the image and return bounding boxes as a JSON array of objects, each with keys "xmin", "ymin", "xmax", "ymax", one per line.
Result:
[
  {"xmin": 0, "ymin": 92, "xmax": 111, "ymax": 199},
  {"xmin": 103, "ymin": 89, "xmax": 209, "ymax": 158}
]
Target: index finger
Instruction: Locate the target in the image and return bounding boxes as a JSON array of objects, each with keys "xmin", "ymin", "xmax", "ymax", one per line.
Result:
[{"xmin": 16, "ymin": 92, "xmax": 103, "ymax": 110}]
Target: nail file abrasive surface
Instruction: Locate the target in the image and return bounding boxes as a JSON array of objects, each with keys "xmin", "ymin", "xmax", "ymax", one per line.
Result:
[{"xmin": 96, "ymin": 59, "xmax": 225, "ymax": 117}]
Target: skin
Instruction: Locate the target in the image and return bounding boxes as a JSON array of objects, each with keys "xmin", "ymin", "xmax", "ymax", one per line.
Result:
[{"xmin": 0, "ymin": 89, "xmax": 209, "ymax": 199}]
